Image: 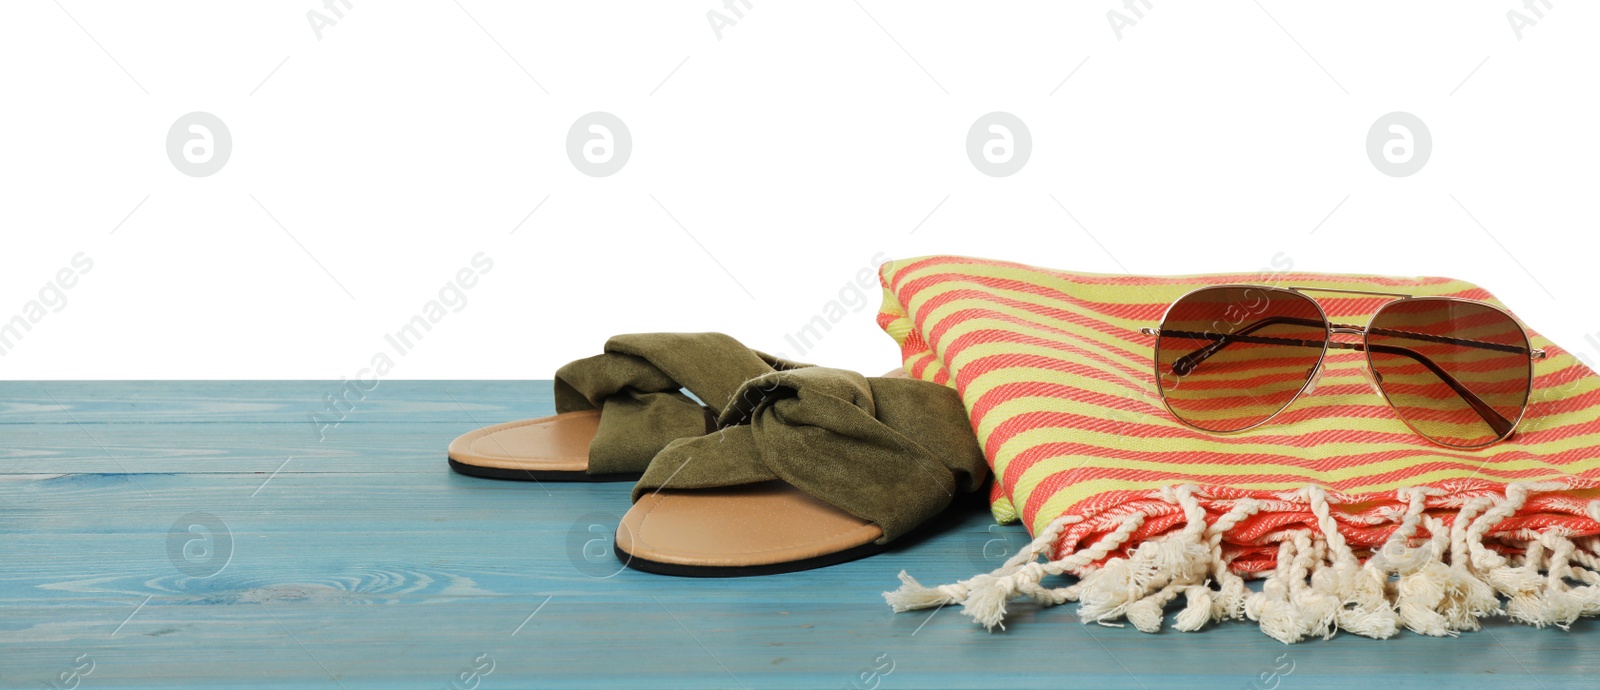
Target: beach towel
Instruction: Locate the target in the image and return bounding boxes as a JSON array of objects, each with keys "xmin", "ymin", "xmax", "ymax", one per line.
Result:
[{"xmin": 878, "ymin": 255, "xmax": 1600, "ymax": 642}]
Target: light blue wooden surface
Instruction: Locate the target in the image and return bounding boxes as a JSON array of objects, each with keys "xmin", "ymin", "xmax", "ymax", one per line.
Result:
[{"xmin": 2, "ymin": 381, "xmax": 1597, "ymax": 689}]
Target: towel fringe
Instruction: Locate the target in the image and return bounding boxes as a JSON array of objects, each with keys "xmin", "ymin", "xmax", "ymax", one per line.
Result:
[{"xmin": 884, "ymin": 482, "xmax": 1600, "ymax": 642}]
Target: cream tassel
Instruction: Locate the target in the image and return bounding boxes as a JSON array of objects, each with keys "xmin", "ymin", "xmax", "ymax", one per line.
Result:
[
  {"xmin": 888, "ymin": 481, "xmax": 1600, "ymax": 640},
  {"xmin": 1076, "ymin": 485, "xmax": 1212, "ymax": 631},
  {"xmin": 1203, "ymin": 498, "xmax": 1262, "ymax": 623},
  {"xmin": 1173, "ymin": 584, "xmax": 1216, "ymax": 632},
  {"xmin": 1307, "ymin": 485, "xmax": 1399, "ymax": 639},
  {"xmin": 883, "ymin": 512, "xmax": 1104, "ymax": 630},
  {"xmin": 1245, "ymin": 536, "xmax": 1312, "ymax": 644}
]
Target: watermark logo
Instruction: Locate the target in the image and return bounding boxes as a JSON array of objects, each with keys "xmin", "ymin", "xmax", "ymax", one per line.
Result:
[
  {"xmin": 46, "ymin": 653, "xmax": 95, "ymax": 690},
  {"xmin": 1508, "ymin": 0, "xmax": 1555, "ymax": 40},
  {"xmin": 1245, "ymin": 652, "xmax": 1295, "ymax": 690},
  {"xmin": 966, "ymin": 112, "xmax": 1030, "ymax": 177},
  {"xmin": 441, "ymin": 653, "xmax": 494, "ymax": 690},
  {"xmin": 1365, "ymin": 112, "xmax": 1430, "ymax": 178},
  {"xmin": 567, "ymin": 112, "xmax": 631, "ymax": 177},
  {"xmin": 0, "ymin": 252, "xmax": 93, "ymax": 358},
  {"xmin": 1368, "ymin": 537, "xmax": 1433, "ymax": 574},
  {"xmin": 310, "ymin": 252, "xmax": 494, "ymax": 440},
  {"xmin": 566, "ymin": 512, "xmax": 630, "ymax": 578},
  {"xmin": 308, "ymin": 0, "xmax": 355, "ymax": 40},
  {"xmin": 167, "ymin": 512, "xmax": 233, "ymax": 578},
  {"xmin": 968, "ymin": 522, "xmax": 1018, "ymax": 569},
  {"xmin": 1522, "ymin": 329, "xmax": 1598, "ymax": 433},
  {"xmin": 775, "ymin": 252, "xmax": 889, "ymax": 359},
  {"xmin": 166, "ymin": 112, "xmax": 231, "ymax": 178},
  {"xmin": 1107, "ymin": 0, "xmax": 1155, "ymax": 40},
  {"xmin": 843, "ymin": 652, "xmax": 895, "ymax": 690},
  {"xmin": 707, "ymin": 0, "xmax": 754, "ymax": 40}
]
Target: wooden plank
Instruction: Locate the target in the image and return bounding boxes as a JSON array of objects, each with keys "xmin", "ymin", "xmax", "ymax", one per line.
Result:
[
  {"xmin": 0, "ymin": 380, "xmax": 559, "ymax": 474},
  {"xmin": 2, "ymin": 382, "xmax": 1598, "ymax": 689},
  {"xmin": 9, "ymin": 596, "xmax": 1578, "ymax": 690},
  {"xmin": 0, "ymin": 380, "xmax": 555, "ymax": 424},
  {"xmin": 0, "ymin": 421, "xmax": 512, "ymax": 474}
]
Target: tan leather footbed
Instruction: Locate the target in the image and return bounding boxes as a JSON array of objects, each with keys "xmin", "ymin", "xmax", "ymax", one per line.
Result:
[
  {"xmin": 447, "ymin": 409, "xmax": 600, "ymax": 471},
  {"xmin": 616, "ymin": 481, "xmax": 883, "ymax": 569},
  {"xmin": 451, "ymin": 393, "xmax": 893, "ymax": 570}
]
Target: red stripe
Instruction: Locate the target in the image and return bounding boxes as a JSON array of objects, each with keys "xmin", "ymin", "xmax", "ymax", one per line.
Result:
[
  {"xmin": 1021, "ymin": 461, "xmax": 1600, "ymax": 527},
  {"xmin": 893, "ymin": 269, "xmax": 1494, "ymax": 332},
  {"xmin": 966, "ymin": 360, "xmax": 1155, "ymax": 425},
  {"xmin": 942, "ymin": 327, "xmax": 1154, "ymax": 391},
  {"xmin": 986, "ymin": 408, "xmax": 1600, "ymax": 479},
  {"xmin": 887, "ymin": 255, "xmax": 1469, "ymax": 290}
]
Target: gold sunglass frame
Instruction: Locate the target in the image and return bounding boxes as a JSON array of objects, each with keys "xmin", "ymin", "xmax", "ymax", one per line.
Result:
[{"xmin": 1137, "ymin": 284, "xmax": 1548, "ymax": 449}]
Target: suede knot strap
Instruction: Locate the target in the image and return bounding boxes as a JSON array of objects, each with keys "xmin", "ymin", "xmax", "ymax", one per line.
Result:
[
  {"xmin": 634, "ymin": 367, "xmax": 988, "ymax": 542},
  {"xmin": 552, "ymin": 332, "xmax": 808, "ymax": 475}
]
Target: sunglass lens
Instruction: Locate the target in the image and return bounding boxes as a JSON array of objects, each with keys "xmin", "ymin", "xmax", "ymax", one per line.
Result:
[
  {"xmin": 1366, "ymin": 298, "xmax": 1532, "ymax": 448},
  {"xmin": 1156, "ymin": 287, "xmax": 1327, "ymax": 432}
]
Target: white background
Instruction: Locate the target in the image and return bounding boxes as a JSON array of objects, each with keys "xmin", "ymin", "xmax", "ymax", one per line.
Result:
[{"xmin": 2, "ymin": 1, "xmax": 1596, "ymax": 380}]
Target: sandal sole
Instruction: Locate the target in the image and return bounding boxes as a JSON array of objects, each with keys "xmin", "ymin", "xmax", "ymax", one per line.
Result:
[
  {"xmin": 447, "ymin": 457, "xmax": 641, "ymax": 483},
  {"xmin": 613, "ymin": 540, "xmax": 888, "ymax": 578}
]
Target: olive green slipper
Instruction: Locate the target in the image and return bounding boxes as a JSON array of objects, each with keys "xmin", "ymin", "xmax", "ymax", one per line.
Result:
[
  {"xmin": 614, "ymin": 366, "xmax": 988, "ymax": 576},
  {"xmin": 448, "ymin": 333, "xmax": 808, "ymax": 481}
]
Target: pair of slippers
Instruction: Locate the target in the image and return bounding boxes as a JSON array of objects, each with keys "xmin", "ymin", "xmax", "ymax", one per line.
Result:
[{"xmin": 446, "ymin": 333, "xmax": 988, "ymax": 577}]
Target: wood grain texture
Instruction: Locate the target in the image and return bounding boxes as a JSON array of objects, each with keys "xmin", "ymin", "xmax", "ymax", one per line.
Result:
[{"xmin": 2, "ymin": 382, "xmax": 1597, "ymax": 689}]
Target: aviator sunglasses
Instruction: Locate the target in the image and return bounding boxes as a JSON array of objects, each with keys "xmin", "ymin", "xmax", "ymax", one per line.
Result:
[{"xmin": 1138, "ymin": 285, "xmax": 1548, "ymax": 449}]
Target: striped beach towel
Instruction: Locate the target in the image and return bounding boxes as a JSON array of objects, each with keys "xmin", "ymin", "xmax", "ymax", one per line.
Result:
[{"xmin": 879, "ymin": 255, "xmax": 1600, "ymax": 642}]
